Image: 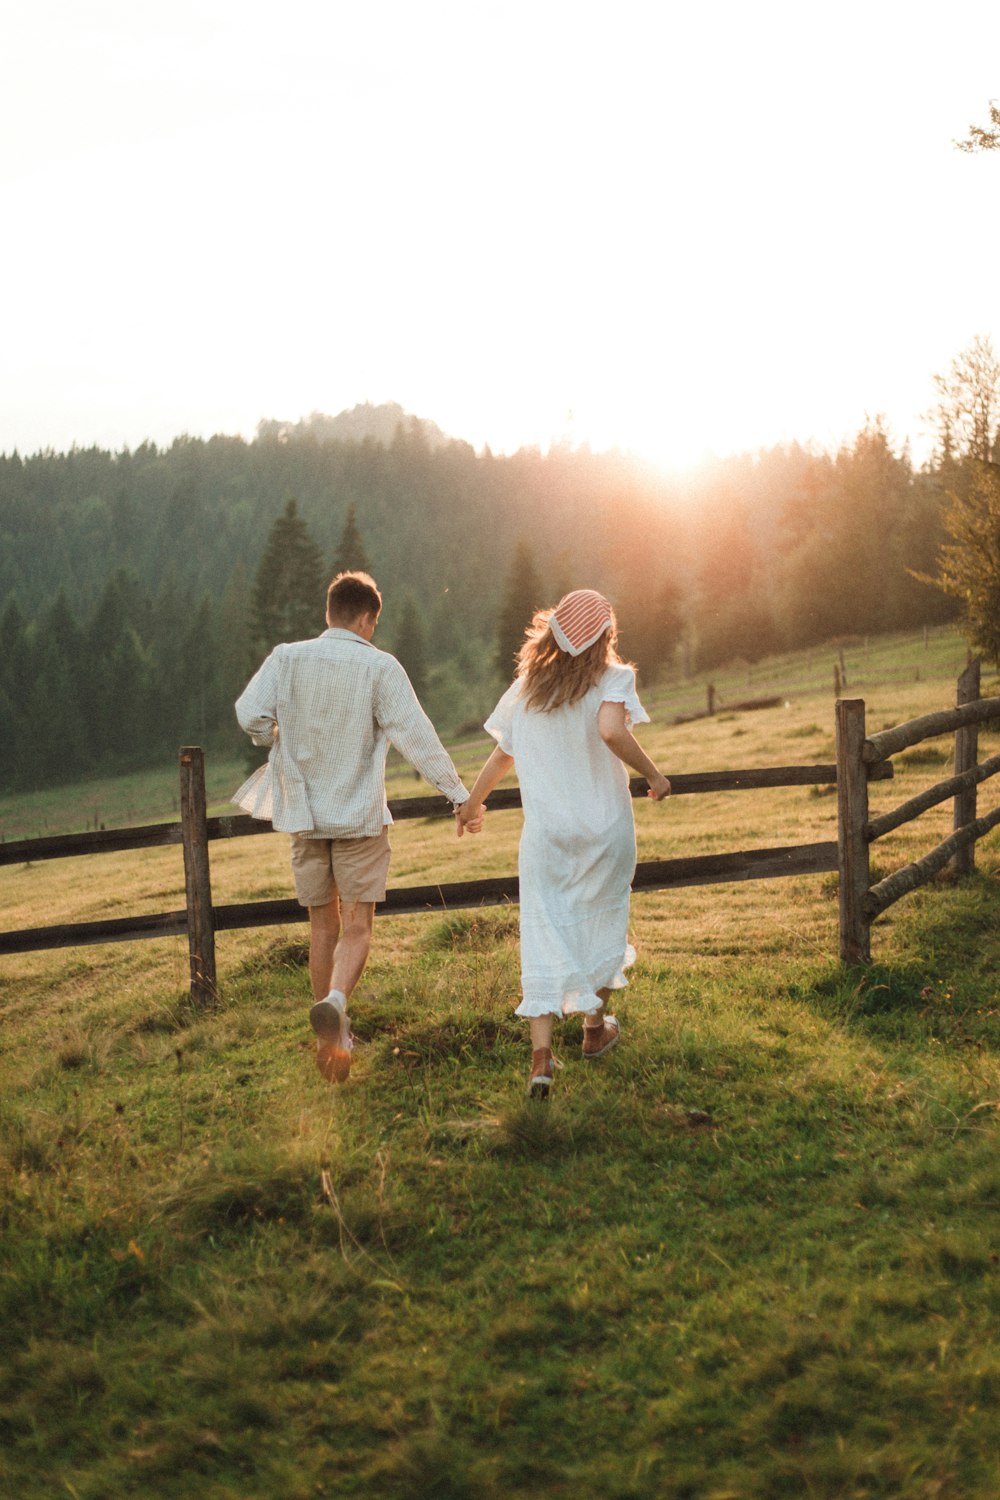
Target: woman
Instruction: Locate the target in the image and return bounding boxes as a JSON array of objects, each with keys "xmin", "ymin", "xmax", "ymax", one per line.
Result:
[{"xmin": 457, "ymin": 589, "xmax": 670, "ymax": 1097}]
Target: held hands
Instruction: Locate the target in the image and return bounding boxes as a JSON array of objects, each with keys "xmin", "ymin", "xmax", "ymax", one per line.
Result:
[
  {"xmin": 646, "ymin": 772, "xmax": 671, "ymax": 801},
  {"xmin": 455, "ymin": 800, "xmax": 486, "ymax": 837}
]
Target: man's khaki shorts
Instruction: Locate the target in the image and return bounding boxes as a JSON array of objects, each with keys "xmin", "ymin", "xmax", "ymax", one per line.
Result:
[{"xmin": 290, "ymin": 829, "xmax": 391, "ymax": 907}]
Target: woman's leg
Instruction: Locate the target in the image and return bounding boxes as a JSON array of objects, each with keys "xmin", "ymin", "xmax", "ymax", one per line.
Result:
[
  {"xmin": 582, "ymin": 988, "xmax": 620, "ymax": 1058},
  {"xmin": 527, "ymin": 1013, "xmax": 556, "ymax": 1098},
  {"xmin": 529, "ymin": 1014, "xmax": 555, "ymax": 1051},
  {"xmin": 584, "ymin": 987, "xmax": 611, "ymax": 1030}
]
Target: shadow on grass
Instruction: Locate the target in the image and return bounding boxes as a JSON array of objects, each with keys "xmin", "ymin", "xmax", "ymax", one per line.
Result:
[
  {"xmin": 126, "ymin": 989, "xmax": 230, "ymax": 1037},
  {"xmin": 808, "ymin": 883, "xmax": 1000, "ymax": 1048},
  {"xmin": 486, "ymin": 1100, "xmax": 578, "ymax": 1160},
  {"xmin": 364, "ymin": 1433, "xmax": 512, "ymax": 1500},
  {"xmin": 369, "ymin": 1012, "xmax": 519, "ymax": 1057},
  {"xmin": 425, "ymin": 908, "xmax": 520, "ymax": 952},
  {"xmin": 229, "ymin": 936, "xmax": 310, "ymax": 978},
  {"xmin": 160, "ymin": 1142, "xmax": 412, "ymax": 1256}
]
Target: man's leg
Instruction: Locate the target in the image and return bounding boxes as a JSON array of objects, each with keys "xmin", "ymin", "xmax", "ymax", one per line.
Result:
[
  {"xmin": 306, "ymin": 832, "xmax": 387, "ymax": 1085},
  {"xmin": 330, "ymin": 900, "xmax": 376, "ymax": 1000},
  {"xmin": 307, "ymin": 897, "xmax": 376, "ymax": 1002},
  {"xmin": 309, "ymin": 900, "xmax": 375, "ymax": 1085},
  {"xmin": 308, "ymin": 896, "xmax": 341, "ymax": 1001}
]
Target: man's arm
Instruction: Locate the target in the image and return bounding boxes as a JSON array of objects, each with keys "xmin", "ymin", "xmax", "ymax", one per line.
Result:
[
  {"xmin": 235, "ymin": 650, "xmax": 280, "ymax": 748},
  {"xmin": 375, "ymin": 658, "xmax": 468, "ymax": 804}
]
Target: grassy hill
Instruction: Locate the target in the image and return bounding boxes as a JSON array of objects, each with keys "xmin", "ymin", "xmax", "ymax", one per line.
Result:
[{"xmin": 2, "ymin": 628, "xmax": 1000, "ymax": 1498}]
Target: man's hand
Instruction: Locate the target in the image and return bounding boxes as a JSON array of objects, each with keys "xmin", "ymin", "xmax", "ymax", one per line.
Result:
[{"xmin": 455, "ymin": 801, "xmax": 485, "ymax": 837}]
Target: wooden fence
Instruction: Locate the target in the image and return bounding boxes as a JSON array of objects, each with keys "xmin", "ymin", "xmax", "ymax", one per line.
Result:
[
  {"xmin": 836, "ymin": 658, "xmax": 1000, "ymax": 962},
  {"xmin": 2, "ymin": 661, "xmax": 998, "ymax": 997}
]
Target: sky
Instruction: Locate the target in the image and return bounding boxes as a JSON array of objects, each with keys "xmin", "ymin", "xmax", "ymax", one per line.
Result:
[{"xmin": 2, "ymin": 0, "xmax": 999, "ymax": 470}]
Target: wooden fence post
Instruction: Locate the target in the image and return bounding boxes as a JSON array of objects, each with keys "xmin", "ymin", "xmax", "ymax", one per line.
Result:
[
  {"xmin": 836, "ymin": 698, "xmax": 871, "ymax": 963},
  {"xmin": 180, "ymin": 746, "xmax": 217, "ymax": 1004},
  {"xmin": 952, "ymin": 657, "xmax": 981, "ymax": 877}
]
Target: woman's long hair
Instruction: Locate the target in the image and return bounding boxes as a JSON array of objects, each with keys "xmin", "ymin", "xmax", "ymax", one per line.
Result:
[{"xmin": 516, "ymin": 607, "xmax": 625, "ymax": 712}]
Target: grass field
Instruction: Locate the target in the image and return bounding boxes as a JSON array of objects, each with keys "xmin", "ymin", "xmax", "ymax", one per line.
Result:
[{"xmin": 3, "ymin": 626, "xmax": 1000, "ymax": 1498}]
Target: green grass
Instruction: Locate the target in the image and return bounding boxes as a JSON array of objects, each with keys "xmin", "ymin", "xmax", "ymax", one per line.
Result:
[{"xmin": 2, "ymin": 626, "xmax": 1000, "ymax": 1497}]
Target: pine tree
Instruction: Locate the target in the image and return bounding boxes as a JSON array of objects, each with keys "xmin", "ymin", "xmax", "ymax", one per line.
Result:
[
  {"xmin": 618, "ymin": 577, "xmax": 684, "ymax": 682},
  {"xmin": 394, "ymin": 595, "xmax": 428, "ymax": 698},
  {"xmin": 216, "ymin": 560, "xmax": 254, "ymax": 748},
  {"xmin": 35, "ymin": 593, "xmax": 88, "ymax": 781},
  {"xmin": 331, "ymin": 504, "xmax": 372, "ymax": 576},
  {"xmin": 925, "ymin": 462, "xmax": 1000, "ymax": 663},
  {"xmin": 251, "ymin": 498, "xmax": 326, "ymax": 659},
  {"xmin": 84, "ymin": 572, "xmax": 152, "ymax": 768},
  {"xmin": 0, "ymin": 595, "xmax": 32, "ymax": 785},
  {"xmin": 494, "ymin": 539, "xmax": 544, "ymax": 679}
]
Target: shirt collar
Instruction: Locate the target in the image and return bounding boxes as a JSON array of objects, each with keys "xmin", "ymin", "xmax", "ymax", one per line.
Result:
[{"xmin": 322, "ymin": 627, "xmax": 375, "ymax": 648}]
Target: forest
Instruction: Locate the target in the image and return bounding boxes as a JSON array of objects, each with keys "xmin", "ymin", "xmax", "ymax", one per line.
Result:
[{"xmin": 0, "ymin": 397, "xmax": 971, "ymax": 793}]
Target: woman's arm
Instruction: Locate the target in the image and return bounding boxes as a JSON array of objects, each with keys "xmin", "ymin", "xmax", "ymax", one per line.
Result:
[
  {"xmin": 597, "ymin": 701, "xmax": 671, "ymax": 800},
  {"xmin": 456, "ymin": 746, "xmax": 515, "ymax": 836}
]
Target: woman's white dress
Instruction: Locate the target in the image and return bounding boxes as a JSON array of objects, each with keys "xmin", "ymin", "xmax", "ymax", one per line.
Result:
[{"xmin": 485, "ymin": 663, "xmax": 650, "ymax": 1018}]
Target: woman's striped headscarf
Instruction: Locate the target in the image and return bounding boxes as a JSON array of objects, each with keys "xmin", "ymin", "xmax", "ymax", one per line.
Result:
[{"xmin": 548, "ymin": 589, "xmax": 614, "ymax": 656}]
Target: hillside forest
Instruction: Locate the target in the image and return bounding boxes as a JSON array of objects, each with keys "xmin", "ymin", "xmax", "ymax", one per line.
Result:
[{"xmin": 1, "ymin": 360, "xmax": 994, "ymax": 794}]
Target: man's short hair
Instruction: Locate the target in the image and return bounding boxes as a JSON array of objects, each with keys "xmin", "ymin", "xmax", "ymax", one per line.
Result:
[{"xmin": 327, "ymin": 571, "xmax": 382, "ymax": 623}]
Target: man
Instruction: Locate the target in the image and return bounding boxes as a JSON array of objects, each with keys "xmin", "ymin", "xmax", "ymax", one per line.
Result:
[{"xmin": 235, "ymin": 571, "xmax": 476, "ymax": 1083}]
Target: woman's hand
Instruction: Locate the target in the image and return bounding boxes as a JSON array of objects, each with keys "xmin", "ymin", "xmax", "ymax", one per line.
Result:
[
  {"xmin": 646, "ymin": 772, "xmax": 671, "ymax": 801},
  {"xmin": 456, "ymin": 800, "xmax": 486, "ymax": 837}
]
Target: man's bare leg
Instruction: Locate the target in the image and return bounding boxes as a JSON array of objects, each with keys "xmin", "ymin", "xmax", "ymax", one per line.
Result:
[
  {"xmin": 308, "ymin": 897, "xmax": 341, "ymax": 1000},
  {"xmin": 330, "ymin": 900, "xmax": 375, "ymax": 999},
  {"xmin": 308, "ymin": 898, "xmax": 375, "ymax": 1084}
]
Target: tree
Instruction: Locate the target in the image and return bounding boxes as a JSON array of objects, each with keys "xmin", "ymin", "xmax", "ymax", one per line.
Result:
[
  {"xmin": 331, "ymin": 504, "xmax": 372, "ymax": 576},
  {"xmin": 912, "ymin": 339, "xmax": 1000, "ymax": 656},
  {"xmin": 694, "ymin": 496, "xmax": 778, "ymax": 667},
  {"xmin": 625, "ymin": 577, "xmax": 685, "ymax": 681},
  {"xmin": 83, "ymin": 571, "xmax": 154, "ymax": 768},
  {"xmin": 216, "ymin": 560, "xmax": 253, "ymax": 750},
  {"xmin": 930, "ymin": 335, "xmax": 1000, "ymax": 464},
  {"xmin": 775, "ymin": 421, "xmax": 925, "ymax": 646},
  {"xmin": 251, "ymin": 498, "xmax": 325, "ymax": 659},
  {"xmin": 494, "ymin": 539, "xmax": 544, "ymax": 679},
  {"xmin": 33, "ymin": 593, "xmax": 88, "ymax": 782},
  {"xmin": 0, "ymin": 595, "xmax": 32, "ymax": 783},
  {"xmin": 956, "ymin": 100, "xmax": 1000, "ymax": 152},
  {"xmin": 394, "ymin": 595, "xmax": 428, "ymax": 698},
  {"xmin": 928, "ymin": 462, "xmax": 1000, "ymax": 662}
]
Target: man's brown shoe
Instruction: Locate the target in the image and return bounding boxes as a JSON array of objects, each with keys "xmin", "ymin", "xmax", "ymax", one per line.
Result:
[
  {"xmin": 582, "ymin": 1015, "xmax": 620, "ymax": 1059},
  {"xmin": 309, "ymin": 996, "xmax": 353, "ymax": 1084}
]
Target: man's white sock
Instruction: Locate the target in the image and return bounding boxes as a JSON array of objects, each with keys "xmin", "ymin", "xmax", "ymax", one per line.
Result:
[{"xmin": 326, "ymin": 989, "xmax": 348, "ymax": 1012}]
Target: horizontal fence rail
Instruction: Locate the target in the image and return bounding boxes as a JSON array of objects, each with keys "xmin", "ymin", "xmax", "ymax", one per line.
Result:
[
  {"xmin": 0, "ymin": 842, "xmax": 841, "ymax": 958},
  {"xmin": 0, "ymin": 762, "xmax": 892, "ymax": 870},
  {"xmin": 836, "ymin": 662, "xmax": 1000, "ymax": 960},
  {"xmin": 1, "ymin": 749, "xmax": 882, "ymax": 983},
  {"xmin": 866, "ymin": 752, "xmax": 1000, "ymax": 841},
  {"xmin": 7, "ymin": 660, "xmax": 996, "ymax": 983},
  {"xmin": 863, "ymin": 697, "xmax": 1000, "ymax": 763},
  {"xmin": 865, "ymin": 804, "xmax": 1000, "ymax": 920}
]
